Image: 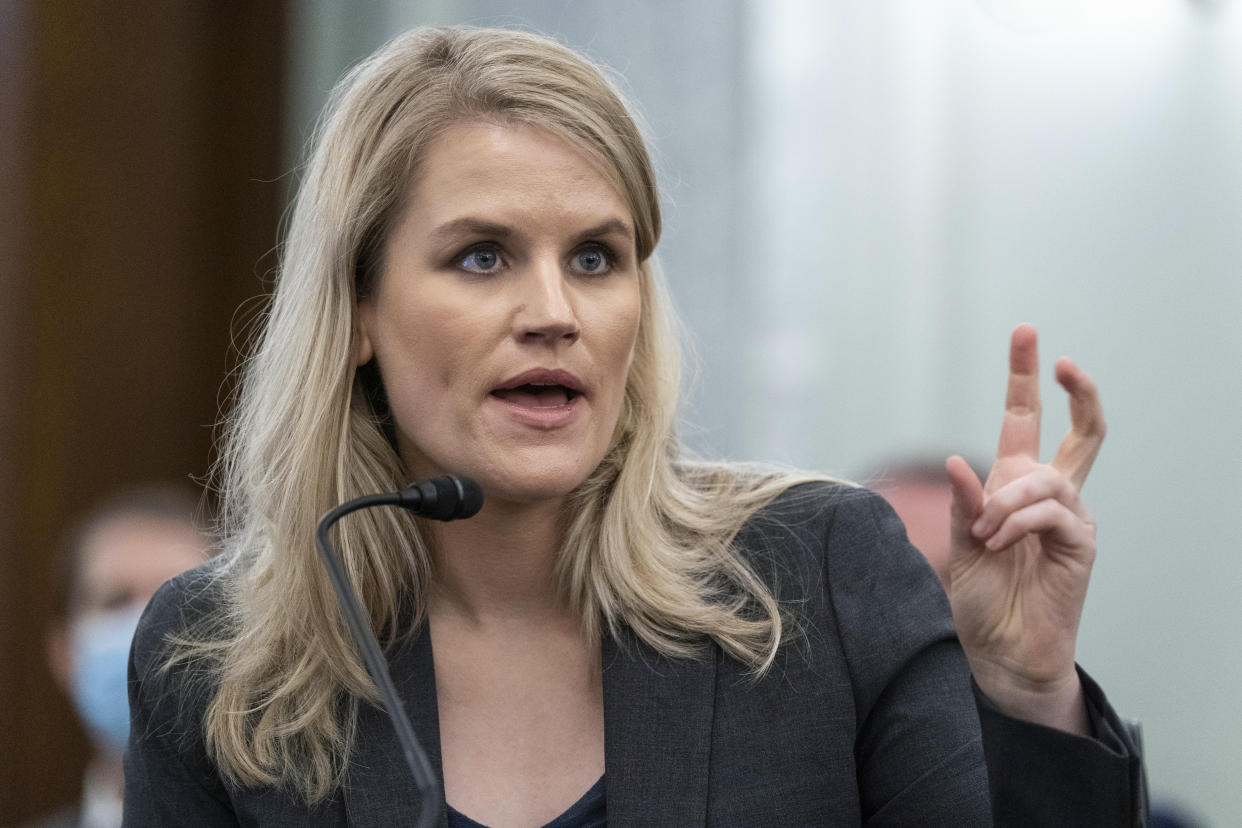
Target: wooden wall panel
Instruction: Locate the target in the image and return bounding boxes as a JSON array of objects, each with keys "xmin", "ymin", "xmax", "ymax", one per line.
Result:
[
  {"xmin": 0, "ymin": 2, "xmax": 287, "ymax": 820},
  {"xmin": 0, "ymin": 2, "xmax": 36, "ymax": 817}
]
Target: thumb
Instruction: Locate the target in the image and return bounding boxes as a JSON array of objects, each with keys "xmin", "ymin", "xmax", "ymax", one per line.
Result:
[{"xmin": 946, "ymin": 455, "xmax": 984, "ymax": 553}]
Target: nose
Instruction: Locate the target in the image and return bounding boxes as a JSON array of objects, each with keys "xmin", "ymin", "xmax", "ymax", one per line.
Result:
[{"xmin": 513, "ymin": 258, "xmax": 580, "ymax": 345}]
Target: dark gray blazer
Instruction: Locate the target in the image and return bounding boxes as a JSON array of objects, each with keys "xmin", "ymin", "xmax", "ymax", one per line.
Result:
[{"xmin": 124, "ymin": 483, "xmax": 1143, "ymax": 826}]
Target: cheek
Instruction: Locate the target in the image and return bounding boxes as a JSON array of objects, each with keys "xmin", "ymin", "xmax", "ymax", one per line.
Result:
[
  {"xmin": 374, "ymin": 297, "xmax": 469, "ymax": 385},
  {"xmin": 600, "ymin": 287, "xmax": 643, "ymax": 368},
  {"xmin": 589, "ymin": 288, "xmax": 642, "ymax": 437}
]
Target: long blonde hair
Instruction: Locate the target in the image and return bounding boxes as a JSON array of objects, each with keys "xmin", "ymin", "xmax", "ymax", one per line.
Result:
[{"xmin": 179, "ymin": 25, "xmax": 832, "ymax": 803}]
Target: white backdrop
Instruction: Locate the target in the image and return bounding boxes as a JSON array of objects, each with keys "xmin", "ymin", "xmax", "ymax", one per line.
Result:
[{"xmin": 289, "ymin": 1, "xmax": 1242, "ymax": 822}]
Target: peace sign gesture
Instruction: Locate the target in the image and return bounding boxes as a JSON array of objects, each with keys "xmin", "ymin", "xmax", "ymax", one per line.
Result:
[{"xmin": 946, "ymin": 324, "xmax": 1106, "ymax": 734}]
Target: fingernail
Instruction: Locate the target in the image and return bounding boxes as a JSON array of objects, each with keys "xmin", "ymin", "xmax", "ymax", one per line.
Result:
[{"xmin": 971, "ymin": 519, "xmax": 987, "ymax": 537}]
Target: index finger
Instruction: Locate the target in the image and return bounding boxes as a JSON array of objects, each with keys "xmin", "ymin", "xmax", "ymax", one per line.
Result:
[{"xmin": 997, "ymin": 323, "xmax": 1042, "ymax": 462}]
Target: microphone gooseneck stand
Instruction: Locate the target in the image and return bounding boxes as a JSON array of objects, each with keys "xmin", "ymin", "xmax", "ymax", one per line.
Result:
[{"xmin": 315, "ymin": 475, "xmax": 483, "ymax": 828}]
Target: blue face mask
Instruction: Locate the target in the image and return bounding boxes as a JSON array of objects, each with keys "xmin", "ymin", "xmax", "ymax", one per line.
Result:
[{"xmin": 70, "ymin": 602, "xmax": 145, "ymax": 755}]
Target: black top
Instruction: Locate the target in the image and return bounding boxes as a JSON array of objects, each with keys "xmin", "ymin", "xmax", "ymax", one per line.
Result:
[{"xmin": 446, "ymin": 775, "xmax": 605, "ymax": 828}]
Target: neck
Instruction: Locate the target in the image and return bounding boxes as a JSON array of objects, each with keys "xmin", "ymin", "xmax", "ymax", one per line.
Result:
[{"xmin": 426, "ymin": 496, "xmax": 569, "ymax": 624}]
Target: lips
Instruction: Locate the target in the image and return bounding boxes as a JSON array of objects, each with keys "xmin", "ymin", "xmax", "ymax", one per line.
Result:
[{"xmin": 491, "ymin": 369, "xmax": 585, "ymax": 409}]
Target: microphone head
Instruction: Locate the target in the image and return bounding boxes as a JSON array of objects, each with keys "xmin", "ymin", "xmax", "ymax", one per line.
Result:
[
  {"xmin": 448, "ymin": 476, "xmax": 484, "ymax": 519},
  {"xmin": 405, "ymin": 475, "xmax": 484, "ymax": 521}
]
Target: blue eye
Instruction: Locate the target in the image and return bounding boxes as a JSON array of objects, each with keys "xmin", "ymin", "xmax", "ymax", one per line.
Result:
[
  {"xmin": 458, "ymin": 246, "xmax": 502, "ymax": 273},
  {"xmin": 573, "ymin": 245, "xmax": 613, "ymax": 275}
]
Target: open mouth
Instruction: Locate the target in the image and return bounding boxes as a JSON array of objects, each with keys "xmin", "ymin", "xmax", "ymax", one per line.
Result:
[
  {"xmin": 491, "ymin": 384, "xmax": 580, "ymax": 408},
  {"xmin": 491, "ymin": 369, "xmax": 586, "ymax": 411}
]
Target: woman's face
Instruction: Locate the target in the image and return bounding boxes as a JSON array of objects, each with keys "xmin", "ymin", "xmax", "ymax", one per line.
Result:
[{"xmin": 356, "ymin": 122, "xmax": 642, "ymax": 507}]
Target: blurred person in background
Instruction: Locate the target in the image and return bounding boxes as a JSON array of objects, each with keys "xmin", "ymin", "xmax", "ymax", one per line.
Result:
[
  {"xmin": 870, "ymin": 457, "xmax": 987, "ymax": 589},
  {"xmin": 29, "ymin": 486, "xmax": 210, "ymax": 828}
]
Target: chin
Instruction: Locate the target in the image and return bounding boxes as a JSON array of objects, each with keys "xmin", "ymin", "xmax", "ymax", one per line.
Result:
[{"xmin": 473, "ymin": 457, "xmax": 600, "ymax": 507}]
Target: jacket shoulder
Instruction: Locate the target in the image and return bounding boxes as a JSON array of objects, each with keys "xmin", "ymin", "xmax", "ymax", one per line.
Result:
[
  {"xmin": 734, "ymin": 480, "xmax": 938, "ymax": 593},
  {"xmin": 129, "ymin": 561, "xmax": 231, "ymax": 766},
  {"xmin": 131, "ymin": 561, "xmax": 228, "ymax": 680}
]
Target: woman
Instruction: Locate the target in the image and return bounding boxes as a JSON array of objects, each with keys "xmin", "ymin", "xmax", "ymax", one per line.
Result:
[{"xmin": 125, "ymin": 26, "xmax": 1141, "ymax": 826}]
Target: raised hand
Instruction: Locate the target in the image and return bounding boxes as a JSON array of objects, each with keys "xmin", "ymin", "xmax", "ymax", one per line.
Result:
[{"xmin": 946, "ymin": 324, "xmax": 1106, "ymax": 734}]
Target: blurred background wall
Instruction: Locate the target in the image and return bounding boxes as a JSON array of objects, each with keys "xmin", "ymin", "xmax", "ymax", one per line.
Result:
[{"xmin": 3, "ymin": 0, "xmax": 1237, "ymax": 824}]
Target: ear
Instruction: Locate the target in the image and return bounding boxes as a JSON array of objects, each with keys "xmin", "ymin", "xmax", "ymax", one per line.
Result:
[
  {"xmin": 45, "ymin": 624, "xmax": 74, "ymax": 693},
  {"xmin": 353, "ymin": 304, "xmax": 375, "ymax": 367}
]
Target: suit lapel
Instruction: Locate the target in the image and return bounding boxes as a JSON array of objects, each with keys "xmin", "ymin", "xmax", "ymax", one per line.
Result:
[
  {"xmin": 602, "ymin": 629, "xmax": 717, "ymax": 826},
  {"xmin": 339, "ymin": 621, "xmax": 718, "ymax": 825},
  {"xmin": 344, "ymin": 624, "xmax": 446, "ymax": 827}
]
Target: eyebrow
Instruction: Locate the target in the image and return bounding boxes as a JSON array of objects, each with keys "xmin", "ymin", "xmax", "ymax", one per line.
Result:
[
  {"xmin": 427, "ymin": 217, "xmax": 636, "ymax": 247},
  {"xmin": 572, "ymin": 219, "xmax": 635, "ymax": 244},
  {"xmin": 427, "ymin": 218, "xmax": 513, "ymax": 246}
]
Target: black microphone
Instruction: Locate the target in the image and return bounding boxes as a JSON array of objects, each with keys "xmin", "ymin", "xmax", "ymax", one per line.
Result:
[
  {"xmin": 394, "ymin": 474, "xmax": 484, "ymax": 521},
  {"xmin": 315, "ymin": 475, "xmax": 483, "ymax": 828}
]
